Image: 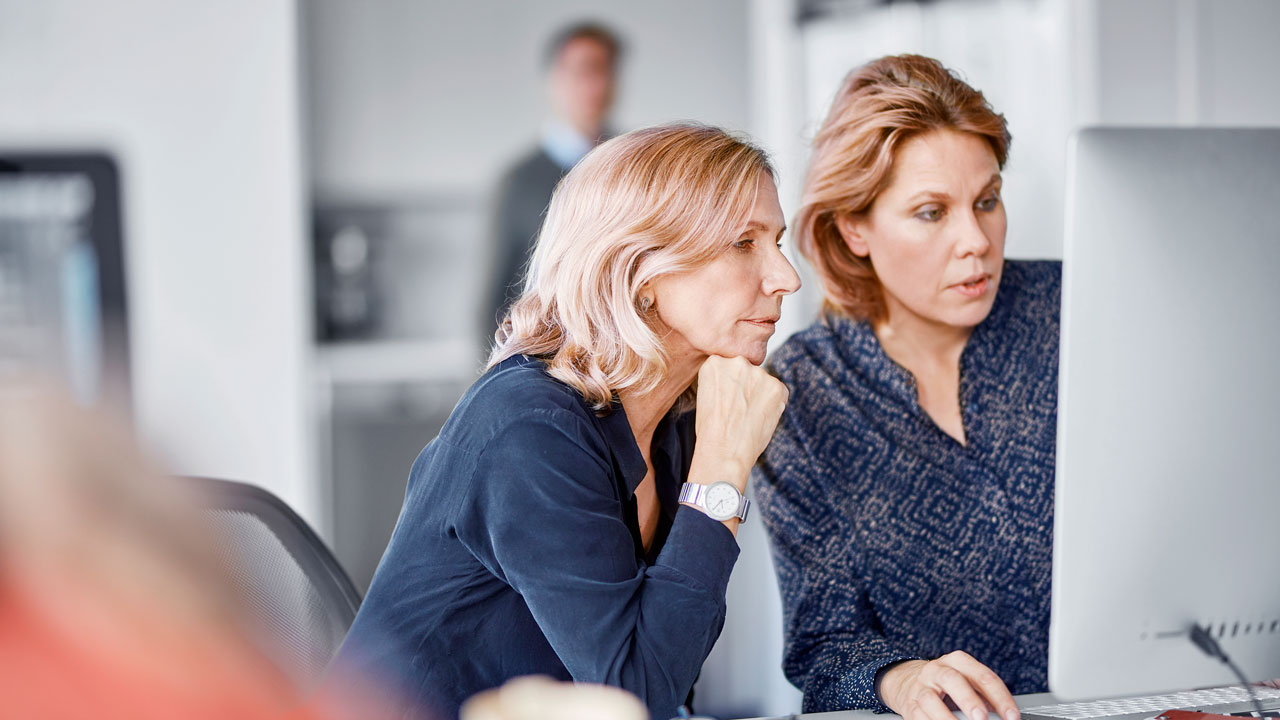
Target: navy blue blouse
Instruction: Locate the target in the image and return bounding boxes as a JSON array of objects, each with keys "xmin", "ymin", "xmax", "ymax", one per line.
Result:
[
  {"xmin": 333, "ymin": 355, "xmax": 739, "ymax": 720},
  {"xmin": 754, "ymin": 260, "xmax": 1061, "ymax": 714}
]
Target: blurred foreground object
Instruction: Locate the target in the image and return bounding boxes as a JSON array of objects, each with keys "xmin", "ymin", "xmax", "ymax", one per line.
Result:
[
  {"xmin": 461, "ymin": 676, "xmax": 647, "ymax": 720},
  {"xmin": 0, "ymin": 382, "xmax": 399, "ymax": 719}
]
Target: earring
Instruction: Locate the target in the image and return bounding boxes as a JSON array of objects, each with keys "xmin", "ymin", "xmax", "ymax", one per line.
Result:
[{"xmin": 639, "ymin": 296, "xmax": 654, "ymax": 312}]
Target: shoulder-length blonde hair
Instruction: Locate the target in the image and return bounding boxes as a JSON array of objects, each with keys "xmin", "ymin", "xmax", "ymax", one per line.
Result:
[
  {"xmin": 795, "ymin": 54, "xmax": 1011, "ymax": 322},
  {"xmin": 488, "ymin": 123, "xmax": 774, "ymax": 411}
]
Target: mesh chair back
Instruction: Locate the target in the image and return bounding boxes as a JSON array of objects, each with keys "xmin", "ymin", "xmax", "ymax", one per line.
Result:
[{"xmin": 189, "ymin": 477, "xmax": 361, "ymax": 692}]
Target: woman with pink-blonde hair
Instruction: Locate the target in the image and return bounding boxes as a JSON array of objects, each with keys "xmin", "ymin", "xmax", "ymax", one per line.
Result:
[{"xmin": 335, "ymin": 123, "xmax": 801, "ymax": 720}]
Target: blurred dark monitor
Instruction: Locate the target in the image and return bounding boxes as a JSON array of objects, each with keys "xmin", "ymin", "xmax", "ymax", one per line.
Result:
[{"xmin": 0, "ymin": 152, "xmax": 130, "ymax": 409}]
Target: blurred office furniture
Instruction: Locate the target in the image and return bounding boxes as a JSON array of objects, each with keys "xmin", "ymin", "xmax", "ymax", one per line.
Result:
[
  {"xmin": 314, "ymin": 221, "xmax": 377, "ymax": 341},
  {"xmin": 191, "ymin": 476, "xmax": 362, "ymax": 692},
  {"xmin": 311, "ymin": 199, "xmax": 485, "ymax": 592},
  {"xmin": 0, "ymin": 152, "xmax": 130, "ymax": 409}
]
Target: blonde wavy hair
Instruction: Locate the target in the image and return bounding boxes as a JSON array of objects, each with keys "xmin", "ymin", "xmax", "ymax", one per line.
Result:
[
  {"xmin": 488, "ymin": 123, "xmax": 775, "ymax": 411},
  {"xmin": 795, "ymin": 54, "xmax": 1011, "ymax": 322}
]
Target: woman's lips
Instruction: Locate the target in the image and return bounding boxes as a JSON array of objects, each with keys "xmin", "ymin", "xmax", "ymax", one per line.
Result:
[
  {"xmin": 951, "ymin": 274, "xmax": 991, "ymax": 298},
  {"xmin": 742, "ymin": 317, "xmax": 779, "ymax": 330}
]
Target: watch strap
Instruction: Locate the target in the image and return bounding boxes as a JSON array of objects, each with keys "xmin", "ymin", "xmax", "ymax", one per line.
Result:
[{"xmin": 678, "ymin": 482, "xmax": 749, "ymax": 522}]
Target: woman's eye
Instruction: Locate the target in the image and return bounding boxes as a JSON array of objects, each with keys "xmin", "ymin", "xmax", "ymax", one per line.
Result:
[
  {"xmin": 915, "ymin": 206, "xmax": 943, "ymax": 222},
  {"xmin": 977, "ymin": 195, "xmax": 1000, "ymax": 211},
  {"xmin": 733, "ymin": 237, "xmax": 755, "ymax": 250}
]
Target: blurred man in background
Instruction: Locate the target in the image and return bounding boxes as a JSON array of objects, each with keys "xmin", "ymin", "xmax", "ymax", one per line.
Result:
[{"xmin": 487, "ymin": 22, "xmax": 622, "ymax": 332}]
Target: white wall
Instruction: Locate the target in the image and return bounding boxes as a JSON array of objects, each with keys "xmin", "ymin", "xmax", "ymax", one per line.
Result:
[
  {"xmin": 0, "ymin": 1, "xmax": 317, "ymax": 522},
  {"xmin": 1194, "ymin": 0, "xmax": 1280, "ymax": 124},
  {"xmin": 1092, "ymin": 0, "xmax": 1280, "ymax": 126}
]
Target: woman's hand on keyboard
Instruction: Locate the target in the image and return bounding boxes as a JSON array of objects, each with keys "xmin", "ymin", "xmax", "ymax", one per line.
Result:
[{"xmin": 879, "ymin": 651, "xmax": 1020, "ymax": 720}]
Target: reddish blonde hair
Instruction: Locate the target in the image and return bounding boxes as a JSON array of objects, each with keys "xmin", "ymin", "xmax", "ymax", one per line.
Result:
[{"xmin": 794, "ymin": 54, "xmax": 1011, "ymax": 322}]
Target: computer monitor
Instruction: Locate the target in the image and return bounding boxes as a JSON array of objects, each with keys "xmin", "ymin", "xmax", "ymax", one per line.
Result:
[
  {"xmin": 1050, "ymin": 127, "xmax": 1280, "ymax": 700},
  {"xmin": 0, "ymin": 152, "xmax": 130, "ymax": 409}
]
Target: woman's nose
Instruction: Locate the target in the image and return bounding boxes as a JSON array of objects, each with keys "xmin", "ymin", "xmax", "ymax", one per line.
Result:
[
  {"xmin": 954, "ymin": 210, "xmax": 993, "ymax": 258},
  {"xmin": 764, "ymin": 245, "xmax": 802, "ymax": 296}
]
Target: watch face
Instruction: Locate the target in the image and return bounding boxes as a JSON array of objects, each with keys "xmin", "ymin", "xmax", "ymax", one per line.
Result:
[{"xmin": 704, "ymin": 483, "xmax": 740, "ymax": 521}]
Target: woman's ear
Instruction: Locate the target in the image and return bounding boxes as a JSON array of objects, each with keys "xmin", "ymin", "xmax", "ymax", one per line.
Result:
[
  {"xmin": 834, "ymin": 213, "xmax": 871, "ymax": 258},
  {"xmin": 635, "ymin": 280, "xmax": 657, "ymax": 314}
]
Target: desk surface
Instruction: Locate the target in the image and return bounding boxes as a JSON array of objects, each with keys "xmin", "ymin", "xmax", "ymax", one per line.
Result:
[{"xmin": 740, "ymin": 692, "xmax": 1059, "ymax": 720}]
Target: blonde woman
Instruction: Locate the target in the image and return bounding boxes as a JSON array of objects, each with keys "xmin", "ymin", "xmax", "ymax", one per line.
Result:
[
  {"xmin": 755, "ymin": 55, "xmax": 1059, "ymax": 720},
  {"xmin": 334, "ymin": 124, "xmax": 800, "ymax": 719}
]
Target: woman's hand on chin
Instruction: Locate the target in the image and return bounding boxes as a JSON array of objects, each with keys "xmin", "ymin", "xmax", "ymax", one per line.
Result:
[{"xmin": 689, "ymin": 354, "xmax": 788, "ymax": 493}]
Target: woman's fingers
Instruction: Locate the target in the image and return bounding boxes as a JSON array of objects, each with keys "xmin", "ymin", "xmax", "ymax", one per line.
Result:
[
  {"xmin": 925, "ymin": 661, "xmax": 993, "ymax": 720},
  {"xmin": 907, "ymin": 683, "xmax": 959, "ymax": 720},
  {"xmin": 885, "ymin": 654, "xmax": 1019, "ymax": 720},
  {"xmin": 940, "ymin": 651, "xmax": 1020, "ymax": 720}
]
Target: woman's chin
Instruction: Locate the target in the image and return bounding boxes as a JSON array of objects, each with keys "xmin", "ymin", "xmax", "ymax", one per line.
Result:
[
  {"xmin": 743, "ymin": 344, "xmax": 769, "ymax": 366},
  {"xmin": 700, "ymin": 341, "xmax": 769, "ymax": 366},
  {"xmin": 943, "ymin": 297, "xmax": 998, "ymax": 329}
]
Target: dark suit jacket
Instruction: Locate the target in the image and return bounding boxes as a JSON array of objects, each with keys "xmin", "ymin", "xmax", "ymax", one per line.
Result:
[{"xmin": 488, "ymin": 147, "xmax": 567, "ymax": 331}]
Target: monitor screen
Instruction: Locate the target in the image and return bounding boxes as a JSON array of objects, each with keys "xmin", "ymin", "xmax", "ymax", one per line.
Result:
[
  {"xmin": 0, "ymin": 152, "xmax": 130, "ymax": 409},
  {"xmin": 1051, "ymin": 127, "xmax": 1280, "ymax": 700}
]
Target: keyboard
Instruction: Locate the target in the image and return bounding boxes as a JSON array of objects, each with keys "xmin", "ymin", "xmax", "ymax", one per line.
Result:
[{"xmin": 1021, "ymin": 685, "xmax": 1280, "ymax": 720}]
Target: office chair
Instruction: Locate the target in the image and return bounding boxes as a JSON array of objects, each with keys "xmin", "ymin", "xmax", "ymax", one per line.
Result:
[{"xmin": 187, "ymin": 476, "xmax": 362, "ymax": 693}]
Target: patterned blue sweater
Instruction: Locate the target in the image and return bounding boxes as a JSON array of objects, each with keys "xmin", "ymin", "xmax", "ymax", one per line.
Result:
[{"xmin": 755, "ymin": 260, "xmax": 1061, "ymax": 714}]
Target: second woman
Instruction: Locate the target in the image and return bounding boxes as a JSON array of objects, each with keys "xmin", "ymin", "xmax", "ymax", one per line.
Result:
[{"xmin": 756, "ymin": 55, "xmax": 1060, "ymax": 720}]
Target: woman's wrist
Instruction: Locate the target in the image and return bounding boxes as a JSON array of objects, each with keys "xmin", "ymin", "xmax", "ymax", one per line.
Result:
[
  {"xmin": 686, "ymin": 451, "xmax": 750, "ymax": 493},
  {"xmin": 877, "ymin": 659, "xmax": 926, "ymax": 712},
  {"xmin": 682, "ymin": 453, "xmax": 750, "ymax": 536}
]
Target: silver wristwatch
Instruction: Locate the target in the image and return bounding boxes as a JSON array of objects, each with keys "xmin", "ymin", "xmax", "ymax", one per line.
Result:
[{"xmin": 678, "ymin": 481, "xmax": 749, "ymax": 522}]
